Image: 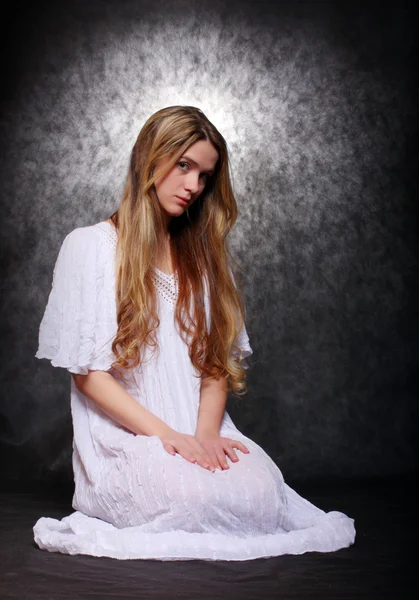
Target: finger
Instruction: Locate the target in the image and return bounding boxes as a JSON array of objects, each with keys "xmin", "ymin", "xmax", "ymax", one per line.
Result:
[
  {"xmin": 185, "ymin": 445, "xmax": 214, "ymax": 471},
  {"xmin": 163, "ymin": 443, "xmax": 176, "ymax": 456},
  {"xmin": 230, "ymin": 440, "xmax": 250, "ymax": 454},
  {"xmin": 208, "ymin": 448, "xmax": 222, "ymax": 470},
  {"xmin": 204, "ymin": 449, "xmax": 219, "ymax": 470},
  {"xmin": 189, "ymin": 440, "xmax": 216, "ymax": 471},
  {"xmin": 178, "ymin": 450, "xmax": 212, "ymax": 471},
  {"xmin": 197, "ymin": 456, "xmax": 216, "ymax": 472},
  {"xmin": 181, "ymin": 451, "xmax": 198, "ymax": 464},
  {"xmin": 223, "ymin": 444, "xmax": 239, "ymax": 463},
  {"xmin": 189, "ymin": 438, "xmax": 212, "ymax": 459},
  {"xmin": 175, "ymin": 444, "xmax": 198, "ymax": 464},
  {"xmin": 215, "ymin": 448, "xmax": 229, "ymax": 470}
]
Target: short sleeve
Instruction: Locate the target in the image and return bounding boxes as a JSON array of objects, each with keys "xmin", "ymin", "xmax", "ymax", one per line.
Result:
[
  {"xmin": 35, "ymin": 227, "xmax": 117, "ymax": 375},
  {"xmin": 228, "ymin": 266, "xmax": 253, "ymax": 369},
  {"xmin": 231, "ymin": 321, "xmax": 253, "ymax": 369}
]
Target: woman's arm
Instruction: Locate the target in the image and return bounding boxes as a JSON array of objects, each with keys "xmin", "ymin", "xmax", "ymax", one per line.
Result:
[
  {"xmin": 73, "ymin": 371, "xmax": 225, "ymax": 472},
  {"xmin": 195, "ymin": 375, "xmax": 249, "ymax": 469},
  {"xmin": 73, "ymin": 371, "xmax": 173, "ymax": 437},
  {"xmin": 195, "ymin": 375, "xmax": 228, "ymax": 436}
]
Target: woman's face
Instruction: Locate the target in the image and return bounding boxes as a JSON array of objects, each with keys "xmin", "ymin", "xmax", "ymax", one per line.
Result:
[{"xmin": 153, "ymin": 139, "xmax": 219, "ymax": 221}]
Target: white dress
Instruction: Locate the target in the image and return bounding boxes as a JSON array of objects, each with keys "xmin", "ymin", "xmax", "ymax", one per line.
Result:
[{"xmin": 33, "ymin": 220, "xmax": 356, "ymax": 561}]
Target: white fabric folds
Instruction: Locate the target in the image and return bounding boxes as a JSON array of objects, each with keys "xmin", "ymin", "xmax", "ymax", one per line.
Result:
[
  {"xmin": 231, "ymin": 322, "xmax": 252, "ymax": 369},
  {"xmin": 33, "ymin": 221, "xmax": 356, "ymax": 561},
  {"xmin": 35, "ymin": 227, "xmax": 118, "ymax": 374}
]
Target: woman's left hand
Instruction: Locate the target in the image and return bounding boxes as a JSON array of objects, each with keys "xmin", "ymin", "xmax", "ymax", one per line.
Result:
[{"xmin": 194, "ymin": 432, "xmax": 250, "ymax": 470}]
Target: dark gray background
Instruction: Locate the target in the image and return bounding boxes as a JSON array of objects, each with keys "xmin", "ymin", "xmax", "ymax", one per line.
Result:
[{"xmin": 1, "ymin": 0, "xmax": 417, "ymax": 487}]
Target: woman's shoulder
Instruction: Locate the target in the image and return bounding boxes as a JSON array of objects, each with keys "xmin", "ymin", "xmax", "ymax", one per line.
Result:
[
  {"xmin": 53, "ymin": 222, "xmax": 116, "ymax": 280},
  {"xmin": 62, "ymin": 221, "xmax": 117, "ymax": 252}
]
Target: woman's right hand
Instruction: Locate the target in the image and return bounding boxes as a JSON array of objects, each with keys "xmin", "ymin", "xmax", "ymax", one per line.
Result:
[{"xmin": 159, "ymin": 430, "xmax": 217, "ymax": 472}]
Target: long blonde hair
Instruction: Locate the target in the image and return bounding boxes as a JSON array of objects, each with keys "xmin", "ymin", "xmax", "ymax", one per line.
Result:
[{"xmin": 109, "ymin": 105, "xmax": 249, "ymax": 396}]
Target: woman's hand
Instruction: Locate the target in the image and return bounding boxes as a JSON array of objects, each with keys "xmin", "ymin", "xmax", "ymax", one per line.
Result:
[
  {"xmin": 159, "ymin": 430, "xmax": 221, "ymax": 472},
  {"xmin": 195, "ymin": 431, "xmax": 250, "ymax": 470}
]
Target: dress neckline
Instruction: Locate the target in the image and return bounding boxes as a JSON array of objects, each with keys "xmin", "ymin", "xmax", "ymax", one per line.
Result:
[{"xmin": 98, "ymin": 221, "xmax": 176, "ymax": 279}]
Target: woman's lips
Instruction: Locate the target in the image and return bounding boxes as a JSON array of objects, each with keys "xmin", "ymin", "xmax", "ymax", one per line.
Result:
[{"xmin": 176, "ymin": 196, "xmax": 190, "ymax": 206}]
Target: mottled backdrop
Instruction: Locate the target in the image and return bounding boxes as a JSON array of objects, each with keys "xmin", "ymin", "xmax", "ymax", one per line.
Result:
[{"xmin": 1, "ymin": 0, "xmax": 417, "ymax": 486}]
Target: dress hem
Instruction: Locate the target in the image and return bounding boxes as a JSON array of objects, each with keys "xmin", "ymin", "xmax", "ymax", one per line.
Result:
[{"xmin": 33, "ymin": 509, "xmax": 356, "ymax": 562}]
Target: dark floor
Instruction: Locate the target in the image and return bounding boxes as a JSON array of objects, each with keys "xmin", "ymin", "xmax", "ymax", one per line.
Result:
[{"xmin": 0, "ymin": 477, "xmax": 416, "ymax": 600}]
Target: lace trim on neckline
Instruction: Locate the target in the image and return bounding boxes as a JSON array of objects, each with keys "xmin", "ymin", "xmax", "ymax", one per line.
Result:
[{"xmin": 95, "ymin": 221, "xmax": 178, "ymax": 305}]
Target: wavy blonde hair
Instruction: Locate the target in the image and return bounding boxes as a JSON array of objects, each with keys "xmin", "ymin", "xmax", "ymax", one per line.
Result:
[{"xmin": 108, "ymin": 105, "xmax": 249, "ymax": 396}]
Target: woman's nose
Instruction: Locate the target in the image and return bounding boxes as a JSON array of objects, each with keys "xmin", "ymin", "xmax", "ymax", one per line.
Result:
[{"xmin": 184, "ymin": 173, "xmax": 200, "ymax": 193}]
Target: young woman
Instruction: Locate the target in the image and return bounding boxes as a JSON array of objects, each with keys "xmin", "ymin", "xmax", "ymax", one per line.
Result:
[{"xmin": 34, "ymin": 105, "xmax": 355, "ymax": 560}]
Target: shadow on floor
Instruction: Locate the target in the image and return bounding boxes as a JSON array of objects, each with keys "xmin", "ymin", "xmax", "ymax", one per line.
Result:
[{"xmin": 0, "ymin": 477, "xmax": 416, "ymax": 600}]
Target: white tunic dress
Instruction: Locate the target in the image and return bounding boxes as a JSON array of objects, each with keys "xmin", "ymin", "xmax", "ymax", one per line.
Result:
[{"xmin": 33, "ymin": 220, "xmax": 356, "ymax": 561}]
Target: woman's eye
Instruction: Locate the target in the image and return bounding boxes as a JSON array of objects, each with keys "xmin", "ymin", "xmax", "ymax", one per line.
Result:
[{"xmin": 178, "ymin": 162, "xmax": 210, "ymax": 181}]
